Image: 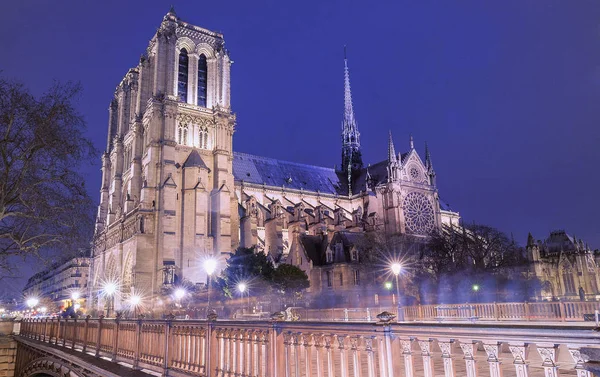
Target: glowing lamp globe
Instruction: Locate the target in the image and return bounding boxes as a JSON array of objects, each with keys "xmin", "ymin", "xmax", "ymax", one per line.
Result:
[
  {"xmin": 204, "ymin": 258, "xmax": 217, "ymax": 276},
  {"xmin": 391, "ymin": 263, "xmax": 402, "ymax": 276},
  {"xmin": 174, "ymin": 288, "xmax": 186, "ymax": 300}
]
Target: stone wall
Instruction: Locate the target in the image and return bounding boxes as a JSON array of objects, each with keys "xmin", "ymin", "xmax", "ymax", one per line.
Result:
[{"xmin": 0, "ymin": 321, "xmax": 16, "ymax": 377}]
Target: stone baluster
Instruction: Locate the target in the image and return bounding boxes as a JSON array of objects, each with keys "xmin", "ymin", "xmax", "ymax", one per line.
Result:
[
  {"xmin": 508, "ymin": 343, "xmax": 529, "ymax": 377},
  {"xmin": 222, "ymin": 330, "xmax": 230, "ymax": 375},
  {"xmin": 325, "ymin": 335, "xmax": 335, "ymax": 377},
  {"xmin": 377, "ymin": 335, "xmax": 388, "ymax": 377},
  {"xmin": 293, "ymin": 333, "xmax": 301, "ymax": 377},
  {"xmin": 314, "ymin": 335, "xmax": 325, "ymax": 377},
  {"xmin": 303, "ymin": 334, "xmax": 314, "ymax": 377},
  {"xmin": 350, "ymin": 336, "xmax": 361, "ymax": 377},
  {"xmin": 232, "ymin": 330, "xmax": 238, "ymax": 376},
  {"xmin": 400, "ymin": 338, "xmax": 415, "ymax": 377},
  {"xmin": 283, "ymin": 332, "xmax": 292, "ymax": 377},
  {"xmin": 216, "ymin": 329, "xmax": 224, "ymax": 375},
  {"xmin": 239, "ymin": 330, "xmax": 245, "ymax": 376},
  {"xmin": 258, "ymin": 331, "xmax": 267, "ymax": 377},
  {"xmin": 438, "ymin": 340, "xmax": 456, "ymax": 377},
  {"xmin": 247, "ymin": 330, "xmax": 254, "ymax": 377},
  {"xmin": 459, "ymin": 341, "xmax": 479, "ymax": 377},
  {"xmin": 338, "ymin": 335, "xmax": 349, "ymax": 377},
  {"xmin": 364, "ymin": 337, "xmax": 376, "ymax": 377},
  {"xmin": 419, "ymin": 339, "xmax": 435, "ymax": 377},
  {"xmin": 483, "ymin": 342, "xmax": 503, "ymax": 377},
  {"xmin": 537, "ymin": 344, "xmax": 560, "ymax": 377},
  {"xmin": 568, "ymin": 347, "xmax": 593, "ymax": 377}
]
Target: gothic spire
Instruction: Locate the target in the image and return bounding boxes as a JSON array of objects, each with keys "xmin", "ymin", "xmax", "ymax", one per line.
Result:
[
  {"xmin": 342, "ymin": 46, "xmax": 359, "ymax": 141},
  {"xmin": 340, "ymin": 46, "xmax": 363, "ymax": 194},
  {"xmin": 409, "ymin": 134, "xmax": 414, "ymax": 149},
  {"xmin": 388, "ymin": 131, "xmax": 397, "ymax": 164},
  {"xmin": 425, "ymin": 142, "xmax": 432, "ymax": 169}
]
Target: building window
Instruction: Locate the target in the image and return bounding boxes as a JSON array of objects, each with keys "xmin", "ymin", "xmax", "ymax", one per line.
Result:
[
  {"xmin": 177, "ymin": 49, "xmax": 189, "ymax": 102},
  {"xmin": 197, "ymin": 54, "xmax": 207, "ymax": 107},
  {"xmin": 563, "ymin": 271, "xmax": 576, "ymax": 294},
  {"xmin": 177, "ymin": 124, "xmax": 188, "ymax": 145},
  {"xmin": 326, "ymin": 271, "xmax": 332, "ymax": 288},
  {"xmin": 339, "ymin": 273, "xmax": 343, "ymax": 286},
  {"xmin": 198, "ymin": 126, "xmax": 208, "ymax": 149},
  {"xmin": 351, "ymin": 248, "xmax": 358, "ymax": 262},
  {"xmin": 354, "ymin": 270, "xmax": 360, "ymax": 285},
  {"xmin": 326, "ymin": 248, "xmax": 333, "ymax": 263}
]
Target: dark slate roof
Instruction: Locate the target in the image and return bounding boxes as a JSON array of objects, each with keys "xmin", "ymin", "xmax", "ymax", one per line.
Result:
[
  {"xmin": 233, "ymin": 152, "xmax": 344, "ymax": 195},
  {"xmin": 299, "ymin": 234, "xmax": 329, "ymax": 266},
  {"xmin": 183, "ymin": 150, "xmax": 209, "ymax": 170}
]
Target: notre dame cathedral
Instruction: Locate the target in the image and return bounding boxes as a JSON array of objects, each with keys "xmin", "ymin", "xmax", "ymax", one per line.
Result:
[{"xmin": 91, "ymin": 9, "xmax": 460, "ymax": 309}]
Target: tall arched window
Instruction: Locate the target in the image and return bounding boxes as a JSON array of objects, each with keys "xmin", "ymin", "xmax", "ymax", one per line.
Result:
[
  {"xmin": 177, "ymin": 124, "xmax": 188, "ymax": 145},
  {"xmin": 197, "ymin": 54, "xmax": 207, "ymax": 107},
  {"xmin": 198, "ymin": 126, "xmax": 208, "ymax": 149},
  {"xmin": 562, "ymin": 267, "xmax": 576, "ymax": 294},
  {"xmin": 177, "ymin": 49, "xmax": 189, "ymax": 102}
]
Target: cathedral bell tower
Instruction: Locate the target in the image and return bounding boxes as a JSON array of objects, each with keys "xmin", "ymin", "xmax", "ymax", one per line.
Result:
[{"xmin": 340, "ymin": 48, "xmax": 363, "ymax": 195}]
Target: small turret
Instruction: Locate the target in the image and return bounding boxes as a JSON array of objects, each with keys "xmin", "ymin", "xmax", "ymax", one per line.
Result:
[
  {"xmin": 387, "ymin": 131, "xmax": 399, "ymax": 182},
  {"xmin": 424, "ymin": 142, "xmax": 436, "ymax": 187}
]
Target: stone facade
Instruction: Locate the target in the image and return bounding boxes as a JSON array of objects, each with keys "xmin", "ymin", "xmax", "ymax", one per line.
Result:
[
  {"xmin": 22, "ymin": 257, "xmax": 90, "ymax": 311},
  {"xmin": 528, "ymin": 230, "xmax": 600, "ymax": 300},
  {"xmin": 91, "ymin": 10, "xmax": 460, "ymax": 309}
]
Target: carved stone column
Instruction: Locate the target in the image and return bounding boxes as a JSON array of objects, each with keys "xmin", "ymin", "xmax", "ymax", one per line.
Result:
[
  {"xmin": 303, "ymin": 334, "xmax": 314, "ymax": 377},
  {"xmin": 438, "ymin": 340, "xmax": 456, "ymax": 377},
  {"xmin": 400, "ymin": 339, "xmax": 415, "ymax": 377},
  {"xmin": 509, "ymin": 343, "xmax": 529, "ymax": 377},
  {"xmin": 483, "ymin": 342, "xmax": 503, "ymax": 377},
  {"xmin": 568, "ymin": 347, "xmax": 593, "ymax": 377},
  {"xmin": 460, "ymin": 341, "xmax": 479, "ymax": 377},
  {"xmin": 314, "ymin": 334, "xmax": 324, "ymax": 377},
  {"xmin": 419, "ymin": 339, "xmax": 435, "ymax": 377},
  {"xmin": 284, "ymin": 332, "xmax": 292, "ymax": 377},
  {"xmin": 537, "ymin": 344, "xmax": 560, "ymax": 377}
]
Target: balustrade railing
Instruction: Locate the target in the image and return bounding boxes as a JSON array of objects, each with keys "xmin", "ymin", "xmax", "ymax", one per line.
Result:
[
  {"xmin": 290, "ymin": 301, "xmax": 600, "ymax": 323},
  {"xmin": 18, "ymin": 313, "xmax": 600, "ymax": 377}
]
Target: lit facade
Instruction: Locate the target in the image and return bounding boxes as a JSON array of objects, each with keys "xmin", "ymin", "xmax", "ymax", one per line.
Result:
[{"xmin": 91, "ymin": 10, "xmax": 460, "ymax": 309}]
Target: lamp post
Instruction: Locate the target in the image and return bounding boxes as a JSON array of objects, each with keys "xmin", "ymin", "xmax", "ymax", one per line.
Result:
[
  {"xmin": 391, "ymin": 262, "xmax": 403, "ymax": 321},
  {"xmin": 204, "ymin": 258, "xmax": 217, "ymax": 315},
  {"xmin": 103, "ymin": 282, "xmax": 117, "ymax": 317},
  {"xmin": 129, "ymin": 295, "xmax": 141, "ymax": 318},
  {"xmin": 26, "ymin": 297, "xmax": 39, "ymax": 317},
  {"xmin": 238, "ymin": 282, "xmax": 248, "ymax": 313}
]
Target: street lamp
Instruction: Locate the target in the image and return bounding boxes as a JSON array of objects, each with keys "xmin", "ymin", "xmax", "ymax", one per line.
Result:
[
  {"xmin": 129, "ymin": 295, "xmax": 141, "ymax": 317},
  {"xmin": 103, "ymin": 282, "xmax": 117, "ymax": 317},
  {"xmin": 238, "ymin": 282, "xmax": 249, "ymax": 313},
  {"xmin": 26, "ymin": 297, "xmax": 39, "ymax": 309},
  {"xmin": 204, "ymin": 258, "xmax": 218, "ymax": 313},
  {"xmin": 390, "ymin": 262, "xmax": 403, "ymax": 321}
]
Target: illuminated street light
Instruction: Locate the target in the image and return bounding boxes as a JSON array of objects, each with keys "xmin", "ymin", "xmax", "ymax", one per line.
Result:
[
  {"xmin": 129, "ymin": 295, "xmax": 142, "ymax": 317},
  {"xmin": 204, "ymin": 258, "xmax": 217, "ymax": 276},
  {"xmin": 390, "ymin": 262, "xmax": 403, "ymax": 321},
  {"xmin": 174, "ymin": 288, "xmax": 186, "ymax": 301},
  {"xmin": 40, "ymin": 307, "xmax": 47, "ymax": 315},
  {"xmin": 384, "ymin": 282, "xmax": 393, "ymax": 290},
  {"xmin": 26, "ymin": 297, "xmax": 39, "ymax": 309},
  {"xmin": 238, "ymin": 283, "xmax": 247, "ymax": 293},
  {"xmin": 71, "ymin": 292, "xmax": 80, "ymax": 300},
  {"xmin": 472, "ymin": 284, "xmax": 480, "ymax": 292},
  {"xmin": 204, "ymin": 258, "xmax": 218, "ymax": 314},
  {"xmin": 103, "ymin": 282, "xmax": 117, "ymax": 296}
]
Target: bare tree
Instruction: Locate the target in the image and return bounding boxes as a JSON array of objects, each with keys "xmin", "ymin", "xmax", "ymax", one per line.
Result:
[{"xmin": 0, "ymin": 76, "xmax": 96, "ymax": 271}]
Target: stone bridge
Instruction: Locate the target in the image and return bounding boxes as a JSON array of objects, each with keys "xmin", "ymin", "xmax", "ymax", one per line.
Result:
[{"xmin": 9, "ymin": 315, "xmax": 600, "ymax": 377}]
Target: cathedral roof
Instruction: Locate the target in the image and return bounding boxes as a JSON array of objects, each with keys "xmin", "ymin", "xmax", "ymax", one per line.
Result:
[{"xmin": 233, "ymin": 152, "xmax": 344, "ymax": 195}]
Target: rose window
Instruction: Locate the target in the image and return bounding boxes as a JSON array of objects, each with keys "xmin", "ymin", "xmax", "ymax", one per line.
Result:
[
  {"xmin": 409, "ymin": 167, "xmax": 421, "ymax": 181},
  {"xmin": 402, "ymin": 192, "xmax": 435, "ymax": 235}
]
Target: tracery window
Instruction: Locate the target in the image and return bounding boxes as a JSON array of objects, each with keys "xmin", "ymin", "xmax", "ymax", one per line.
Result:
[
  {"xmin": 562, "ymin": 269, "xmax": 576, "ymax": 294},
  {"xmin": 326, "ymin": 271, "xmax": 332, "ymax": 287},
  {"xmin": 177, "ymin": 49, "xmax": 189, "ymax": 102},
  {"xmin": 197, "ymin": 54, "xmax": 208, "ymax": 107},
  {"xmin": 326, "ymin": 248, "xmax": 333, "ymax": 263},
  {"xmin": 198, "ymin": 126, "xmax": 209, "ymax": 149},
  {"xmin": 177, "ymin": 124, "xmax": 189, "ymax": 145},
  {"xmin": 402, "ymin": 192, "xmax": 435, "ymax": 235}
]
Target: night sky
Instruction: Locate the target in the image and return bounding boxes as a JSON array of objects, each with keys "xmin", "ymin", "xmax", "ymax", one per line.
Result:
[{"xmin": 1, "ymin": 1, "xmax": 599, "ymax": 292}]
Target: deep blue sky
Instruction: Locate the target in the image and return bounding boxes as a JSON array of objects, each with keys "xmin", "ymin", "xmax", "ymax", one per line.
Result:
[{"xmin": 1, "ymin": 1, "xmax": 600, "ymax": 289}]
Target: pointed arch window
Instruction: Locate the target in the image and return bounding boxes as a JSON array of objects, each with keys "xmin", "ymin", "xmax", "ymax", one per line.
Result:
[
  {"xmin": 198, "ymin": 126, "xmax": 209, "ymax": 149},
  {"xmin": 177, "ymin": 124, "xmax": 189, "ymax": 145},
  {"xmin": 197, "ymin": 54, "xmax": 208, "ymax": 107},
  {"xmin": 177, "ymin": 49, "xmax": 189, "ymax": 102}
]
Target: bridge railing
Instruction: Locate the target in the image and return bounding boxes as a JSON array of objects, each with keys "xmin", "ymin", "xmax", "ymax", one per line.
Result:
[
  {"xmin": 18, "ymin": 314, "xmax": 600, "ymax": 377},
  {"xmin": 290, "ymin": 301, "xmax": 600, "ymax": 322}
]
